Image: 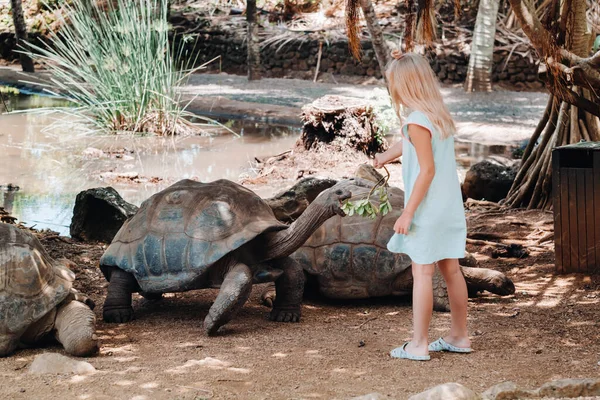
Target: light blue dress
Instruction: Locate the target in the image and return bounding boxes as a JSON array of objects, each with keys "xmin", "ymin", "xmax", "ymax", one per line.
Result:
[{"xmin": 387, "ymin": 111, "xmax": 467, "ymax": 265}]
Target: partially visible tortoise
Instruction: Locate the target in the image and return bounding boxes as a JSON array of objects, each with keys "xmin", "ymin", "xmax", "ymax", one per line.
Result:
[
  {"xmin": 99, "ymin": 178, "xmax": 355, "ymax": 335},
  {"xmin": 0, "ymin": 223, "xmax": 98, "ymax": 357},
  {"xmin": 262, "ymin": 170, "xmax": 515, "ymax": 311}
]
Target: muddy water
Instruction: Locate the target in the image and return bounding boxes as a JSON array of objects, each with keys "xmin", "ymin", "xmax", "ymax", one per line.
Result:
[
  {"xmin": 0, "ymin": 94, "xmax": 517, "ymax": 236},
  {"xmin": 0, "ymin": 95, "xmax": 299, "ymax": 234}
]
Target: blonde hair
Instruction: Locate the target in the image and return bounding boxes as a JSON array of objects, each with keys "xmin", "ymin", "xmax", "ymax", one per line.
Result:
[{"xmin": 386, "ymin": 52, "xmax": 456, "ymax": 139}]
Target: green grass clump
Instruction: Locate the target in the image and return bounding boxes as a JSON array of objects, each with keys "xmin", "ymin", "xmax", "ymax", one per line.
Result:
[{"xmin": 25, "ymin": 0, "xmax": 209, "ymax": 135}]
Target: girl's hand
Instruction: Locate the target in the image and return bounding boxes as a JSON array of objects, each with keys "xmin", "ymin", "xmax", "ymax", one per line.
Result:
[
  {"xmin": 394, "ymin": 211, "xmax": 413, "ymax": 235},
  {"xmin": 373, "ymin": 153, "xmax": 385, "ymax": 168}
]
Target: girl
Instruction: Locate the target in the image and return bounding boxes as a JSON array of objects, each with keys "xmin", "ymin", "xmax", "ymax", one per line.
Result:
[{"xmin": 373, "ymin": 51, "xmax": 471, "ymax": 361}]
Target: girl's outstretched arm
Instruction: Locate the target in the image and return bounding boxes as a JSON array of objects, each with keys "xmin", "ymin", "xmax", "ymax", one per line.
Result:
[
  {"xmin": 394, "ymin": 124, "xmax": 435, "ymax": 234},
  {"xmin": 373, "ymin": 138, "xmax": 403, "ymax": 168}
]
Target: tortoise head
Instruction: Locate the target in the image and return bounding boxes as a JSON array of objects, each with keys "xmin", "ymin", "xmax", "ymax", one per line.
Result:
[{"xmin": 313, "ymin": 179, "xmax": 355, "ymax": 217}]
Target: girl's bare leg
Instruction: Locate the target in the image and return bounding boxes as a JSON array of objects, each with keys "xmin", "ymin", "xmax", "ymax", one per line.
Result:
[
  {"xmin": 437, "ymin": 258, "xmax": 471, "ymax": 348},
  {"xmin": 405, "ymin": 262, "xmax": 434, "ymax": 356}
]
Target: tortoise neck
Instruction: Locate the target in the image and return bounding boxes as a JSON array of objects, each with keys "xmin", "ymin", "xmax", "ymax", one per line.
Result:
[{"xmin": 260, "ymin": 201, "xmax": 333, "ymax": 260}]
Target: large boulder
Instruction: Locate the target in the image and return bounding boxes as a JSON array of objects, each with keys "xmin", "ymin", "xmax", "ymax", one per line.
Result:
[
  {"xmin": 70, "ymin": 187, "xmax": 138, "ymax": 243},
  {"xmin": 461, "ymin": 160, "xmax": 517, "ymax": 202}
]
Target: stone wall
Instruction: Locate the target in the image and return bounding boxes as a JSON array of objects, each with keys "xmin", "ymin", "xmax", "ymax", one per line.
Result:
[
  {"xmin": 0, "ymin": 32, "xmax": 21, "ymax": 61},
  {"xmin": 0, "ymin": 31, "xmax": 44, "ymax": 61},
  {"xmin": 1, "ymin": 29, "xmax": 542, "ymax": 87},
  {"xmin": 427, "ymin": 46, "xmax": 541, "ymax": 87},
  {"xmin": 184, "ymin": 30, "xmax": 541, "ymax": 87},
  {"xmin": 184, "ymin": 30, "xmax": 385, "ymax": 80}
]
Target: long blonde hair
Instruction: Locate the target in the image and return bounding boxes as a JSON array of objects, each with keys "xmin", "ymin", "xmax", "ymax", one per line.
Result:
[{"xmin": 386, "ymin": 52, "xmax": 456, "ymax": 139}]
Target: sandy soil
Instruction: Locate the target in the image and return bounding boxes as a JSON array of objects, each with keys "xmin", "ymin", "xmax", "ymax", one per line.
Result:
[{"xmin": 1, "ymin": 206, "xmax": 599, "ymax": 400}]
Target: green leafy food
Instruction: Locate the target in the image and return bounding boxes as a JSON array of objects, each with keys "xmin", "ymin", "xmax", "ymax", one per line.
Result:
[{"xmin": 341, "ymin": 166, "xmax": 393, "ymax": 219}]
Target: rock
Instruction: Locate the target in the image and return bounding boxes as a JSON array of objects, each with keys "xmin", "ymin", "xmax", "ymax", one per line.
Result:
[
  {"xmin": 350, "ymin": 394, "xmax": 385, "ymax": 400},
  {"xmin": 82, "ymin": 147, "xmax": 105, "ymax": 159},
  {"xmin": 70, "ymin": 187, "xmax": 138, "ymax": 243},
  {"xmin": 28, "ymin": 353, "xmax": 96, "ymax": 375},
  {"xmin": 461, "ymin": 160, "xmax": 517, "ymax": 202},
  {"xmin": 481, "ymin": 382, "xmax": 536, "ymax": 400},
  {"xmin": 537, "ymin": 378, "xmax": 600, "ymax": 398},
  {"xmin": 409, "ymin": 383, "xmax": 480, "ymax": 400},
  {"xmin": 459, "ymin": 252, "xmax": 479, "ymax": 268}
]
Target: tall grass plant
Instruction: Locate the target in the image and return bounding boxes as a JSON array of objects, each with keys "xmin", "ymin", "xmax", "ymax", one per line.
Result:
[{"xmin": 24, "ymin": 0, "xmax": 210, "ymax": 135}]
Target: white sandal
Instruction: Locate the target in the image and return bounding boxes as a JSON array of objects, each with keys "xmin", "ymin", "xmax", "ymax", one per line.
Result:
[
  {"xmin": 390, "ymin": 342, "xmax": 431, "ymax": 361},
  {"xmin": 428, "ymin": 337, "xmax": 472, "ymax": 353}
]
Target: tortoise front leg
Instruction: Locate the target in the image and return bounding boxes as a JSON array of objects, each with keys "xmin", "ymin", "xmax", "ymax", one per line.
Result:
[
  {"xmin": 103, "ymin": 267, "xmax": 138, "ymax": 323},
  {"xmin": 432, "ymin": 265, "xmax": 451, "ymax": 312},
  {"xmin": 55, "ymin": 300, "xmax": 99, "ymax": 357},
  {"xmin": 204, "ymin": 262, "xmax": 253, "ymax": 336},
  {"xmin": 268, "ymin": 257, "xmax": 305, "ymax": 323}
]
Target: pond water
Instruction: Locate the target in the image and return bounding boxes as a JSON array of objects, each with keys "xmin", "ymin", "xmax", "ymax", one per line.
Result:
[{"xmin": 0, "ymin": 93, "xmax": 517, "ymax": 236}]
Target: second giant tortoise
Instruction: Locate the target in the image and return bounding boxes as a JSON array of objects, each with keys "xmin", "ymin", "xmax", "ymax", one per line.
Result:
[{"xmin": 263, "ymin": 173, "xmax": 515, "ymax": 310}]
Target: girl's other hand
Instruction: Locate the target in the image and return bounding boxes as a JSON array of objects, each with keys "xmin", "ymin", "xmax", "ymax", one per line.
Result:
[
  {"xmin": 373, "ymin": 153, "xmax": 385, "ymax": 168},
  {"xmin": 394, "ymin": 211, "xmax": 413, "ymax": 235}
]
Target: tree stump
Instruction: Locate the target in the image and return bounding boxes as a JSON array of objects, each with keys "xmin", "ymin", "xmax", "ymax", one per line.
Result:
[{"xmin": 299, "ymin": 95, "xmax": 388, "ymax": 156}]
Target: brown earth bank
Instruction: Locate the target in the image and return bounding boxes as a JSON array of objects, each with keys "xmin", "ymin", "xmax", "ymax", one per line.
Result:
[{"xmin": 1, "ymin": 203, "xmax": 599, "ymax": 400}]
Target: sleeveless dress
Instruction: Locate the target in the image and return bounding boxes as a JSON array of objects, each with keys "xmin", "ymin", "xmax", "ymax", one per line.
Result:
[{"xmin": 386, "ymin": 111, "xmax": 467, "ymax": 265}]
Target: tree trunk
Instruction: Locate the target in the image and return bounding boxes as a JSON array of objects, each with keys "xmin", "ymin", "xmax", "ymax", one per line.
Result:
[
  {"xmin": 360, "ymin": 0, "xmax": 389, "ymax": 82},
  {"xmin": 10, "ymin": 0, "xmax": 34, "ymax": 73},
  {"xmin": 464, "ymin": 0, "xmax": 500, "ymax": 92},
  {"xmin": 505, "ymin": 0, "xmax": 599, "ymax": 210},
  {"xmin": 247, "ymin": 0, "xmax": 261, "ymax": 81}
]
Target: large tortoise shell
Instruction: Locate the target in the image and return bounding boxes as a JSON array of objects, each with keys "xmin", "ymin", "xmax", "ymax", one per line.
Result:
[
  {"xmin": 100, "ymin": 179, "xmax": 287, "ymax": 293},
  {"xmin": 292, "ymin": 185, "xmax": 412, "ymax": 299},
  {"xmin": 0, "ymin": 223, "xmax": 74, "ymax": 334}
]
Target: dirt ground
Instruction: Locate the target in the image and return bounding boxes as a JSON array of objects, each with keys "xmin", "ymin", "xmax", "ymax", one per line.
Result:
[{"xmin": 1, "ymin": 204, "xmax": 599, "ymax": 400}]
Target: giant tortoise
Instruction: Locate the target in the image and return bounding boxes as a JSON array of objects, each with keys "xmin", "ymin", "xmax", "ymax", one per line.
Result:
[
  {"xmin": 99, "ymin": 178, "xmax": 356, "ymax": 335},
  {"xmin": 262, "ymin": 172, "xmax": 515, "ymax": 311},
  {"xmin": 0, "ymin": 223, "xmax": 98, "ymax": 357}
]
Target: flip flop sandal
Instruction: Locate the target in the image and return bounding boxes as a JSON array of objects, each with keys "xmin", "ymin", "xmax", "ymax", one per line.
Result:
[
  {"xmin": 390, "ymin": 342, "xmax": 431, "ymax": 361},
  {"xmin": 428, "ymin": 337, "xmax": 472, "ymax": 353}
]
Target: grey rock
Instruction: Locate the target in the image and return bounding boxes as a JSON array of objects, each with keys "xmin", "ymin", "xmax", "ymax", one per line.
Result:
[
  {"xmin": 350, "ymin": 393, "xmax": 386, "ymax": 400},
  {"xmin": 459, "ymin": 252, "xmax": 479, "ymax": 268},
  {"xmin": 70, "ymin": 187, "xmax": 138, "ymax": 242},
  {"xmin": 537, "ymin": 378, "xmax": 600, "ymax": 398},
  {"xmin": 409, "ymin": 383, "xmax": 480, "ymax": 400},
  {"xmin": 28, "ymin": 353, "xmax": 96, "ymax": 375},
  {"xmin": 481, "ymin": 382, "xmax": 536, "ymax": 400},
  {"xmin": 461, "ymin": 160, "xmax": 517, "ymax": 202}
]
